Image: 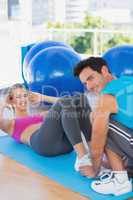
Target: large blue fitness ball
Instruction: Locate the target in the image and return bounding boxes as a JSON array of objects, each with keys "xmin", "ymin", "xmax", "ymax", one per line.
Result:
[
  {"xmin": 103, "ymin": 45, "xmax": 133, "ymax": 77},
  {"xmin": 23, "ymin": 40, "xmax": 73, "ymax": 68},
  {"xmin": 24, "ymin": 46, "xmax": 83, "ymax": 97}
]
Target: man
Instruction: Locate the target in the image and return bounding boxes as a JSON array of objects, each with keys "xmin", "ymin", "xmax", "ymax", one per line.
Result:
[{"xmin": 74, "ymin": 57, "xmax": 133, "ymax": 196}]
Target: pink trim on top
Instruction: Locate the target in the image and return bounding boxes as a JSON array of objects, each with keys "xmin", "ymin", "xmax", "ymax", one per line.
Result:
[{"xmin": 12, "ymin": 115, "xmax": 44, "ymax": 142}]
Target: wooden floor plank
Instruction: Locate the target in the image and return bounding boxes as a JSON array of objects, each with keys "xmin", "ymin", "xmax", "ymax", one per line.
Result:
[{"xmin": 0, "ymin": 154, "xmax": 89, "ymax": 200}]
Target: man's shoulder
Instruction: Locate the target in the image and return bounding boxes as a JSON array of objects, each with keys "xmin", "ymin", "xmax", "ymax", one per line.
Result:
[{"xmin": 96, "ymin": 94, "xmax": 117, "ymax": 113}]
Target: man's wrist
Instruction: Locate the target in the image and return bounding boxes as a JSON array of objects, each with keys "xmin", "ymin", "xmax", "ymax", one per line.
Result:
[{"xmin": 91, "ymin": 154, "xmax": 102, "ymax": 172}]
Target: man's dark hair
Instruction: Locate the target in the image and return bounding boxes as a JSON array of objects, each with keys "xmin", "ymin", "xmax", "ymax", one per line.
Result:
[{"xmin": 73, "ymin": 56, "xmax": 109, "ymax": 77}]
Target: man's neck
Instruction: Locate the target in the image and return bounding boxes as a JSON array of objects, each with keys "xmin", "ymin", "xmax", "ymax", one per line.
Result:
[{"xmin": 106, "ymin": 74, "xmax": 116, "ymax": 84}]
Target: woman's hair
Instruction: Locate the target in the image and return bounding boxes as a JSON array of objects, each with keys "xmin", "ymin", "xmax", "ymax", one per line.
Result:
[
  {"xmin": 7, "ymin": 83, "xmax": 26, "ymax": 101},
  {"xmin": 1, "ymin": 83, "xmax": 27, "ymax": 116}
]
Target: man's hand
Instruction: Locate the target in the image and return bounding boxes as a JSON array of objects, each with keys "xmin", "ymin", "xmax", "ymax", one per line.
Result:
[{"xmin": 79, "ymin": 165, "xmax": 96, "ymax": 178}]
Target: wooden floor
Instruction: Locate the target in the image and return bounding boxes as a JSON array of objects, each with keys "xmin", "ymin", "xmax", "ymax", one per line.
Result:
[{"xmin": 0, "ymin": 154, "xmax": 89, "ymax": 200}]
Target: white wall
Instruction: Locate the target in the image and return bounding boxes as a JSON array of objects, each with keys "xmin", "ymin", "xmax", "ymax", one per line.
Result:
[{"xmin": 0, "ymin": 21, "xmax": 22, "ymax": 88}]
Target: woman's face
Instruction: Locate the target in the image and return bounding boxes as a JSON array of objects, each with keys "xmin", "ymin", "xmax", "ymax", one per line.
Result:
[{"xmin": 11, "ymin": 88, "xmax": 29, "ymax": 112}]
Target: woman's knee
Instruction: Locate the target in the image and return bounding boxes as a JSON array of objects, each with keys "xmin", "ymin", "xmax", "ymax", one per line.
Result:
[{"xmin": 39, "ymin": 143, "xmax": 73, "ymax": 157}]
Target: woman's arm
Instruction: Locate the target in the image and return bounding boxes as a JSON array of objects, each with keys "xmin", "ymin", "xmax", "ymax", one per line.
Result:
[
  {"xmin": 0, "ymin": 103, "xmax": 14, "ymax": 134},
  {"xmin": 41, "ymin": 94, "xmax": 59, "ymax": 103},
  {"xmin": 0, "ymin": 103, "xmax": 5, "ymax": 119},
  {"xmin": 29, "ymin": 91, "xmax": 59, "ymax": 104}
]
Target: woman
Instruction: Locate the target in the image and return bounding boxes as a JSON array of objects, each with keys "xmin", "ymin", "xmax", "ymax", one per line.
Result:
[
  {"xmin": 5, "ymin": 83, "xmax": 58, "ymax": 118},
  {"xmin": 0, "ymin": 83, "xmax": 95, "ymax": 177}
]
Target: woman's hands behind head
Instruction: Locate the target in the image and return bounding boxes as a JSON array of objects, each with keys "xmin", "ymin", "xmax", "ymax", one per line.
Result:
[
  {"xmin": 28, "ymin": 91, "xmax": 43, "ymax": 105},
  {"xmin": 5, "ymin": 93, "xmax": 13, "ymax": 105}
]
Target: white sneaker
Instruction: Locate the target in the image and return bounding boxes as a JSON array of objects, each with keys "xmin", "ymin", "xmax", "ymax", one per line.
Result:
[
  {"xmin": 74, "ymin": 153, "xmax": 92, "ymax": 171},
  {"xmin": 97, "ymin": 166, "xmax": 111, "ymax": 177},
  {"xmin": 91, "ymin": 171, "xmax": 132, "ymax": 196}
]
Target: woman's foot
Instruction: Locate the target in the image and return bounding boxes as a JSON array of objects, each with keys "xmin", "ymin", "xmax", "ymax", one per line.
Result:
[
  {"xmin": 74, "ymin": 153, "xmax": 92, "ymax": 171},
  {"xmin": 74, "ymin": 153, "xmax": 95, "ymax": 177}
]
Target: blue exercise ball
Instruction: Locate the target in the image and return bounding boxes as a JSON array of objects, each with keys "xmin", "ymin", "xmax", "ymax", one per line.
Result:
[
  {"xmin": 24, "ymin": 46, "xmax": 83, "ymax": 97},
  {"xmin": 23, "ymin": 40, "xmax": 73, "ymax": 67},
  {"xmin": 103, "ymin": 45, "xmax": 133, "ymax": 77}
]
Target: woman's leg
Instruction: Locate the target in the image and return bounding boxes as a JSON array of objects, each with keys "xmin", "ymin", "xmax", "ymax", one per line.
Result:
[
  {"xmin": 30, "ymin": 94, "xmax": 92, "ymax": 157},
  {"xmin": 75, "ymin": 94, "xmax": 92, "ymax": 142},
  {"xmin": 30, "ymin": 95, "xmax": 95, "ymax": 176},
  {"xmin": 60, "ymin": 94, "xmax": 92, "ymax": 158},
  {"xmin": 30, "ymin": 99, "xmax": 73, "ymax": 156},
  {"xmin": 60, "ymin": 94, "xmax": 95, "ymax": 177}
]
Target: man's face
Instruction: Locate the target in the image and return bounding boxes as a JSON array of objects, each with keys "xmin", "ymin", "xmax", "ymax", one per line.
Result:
[{"xmin": 79, "ymin": 66, "xmax": 107, "ymax": 94}]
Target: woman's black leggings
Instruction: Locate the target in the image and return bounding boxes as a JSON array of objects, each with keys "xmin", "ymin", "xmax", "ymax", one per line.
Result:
[{"xmin": 30, "ymin": 94, "xmax": 92, "ymax": 156}]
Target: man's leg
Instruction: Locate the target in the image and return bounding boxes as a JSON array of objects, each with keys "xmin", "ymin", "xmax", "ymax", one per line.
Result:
[
  {"xmin": 106, "ymin": 120, "xmax": 133, "ymax": 169},
  {"xmin": 105, "ymin": 148, "xmax": 125, "ymax": 170},
  {"xmin": 91, "ymin": 120, "xmax": 133, "ymax": 196},
  {"xmin": 126, "ymin": 159, "xmax": 133, "ymax": 178}
]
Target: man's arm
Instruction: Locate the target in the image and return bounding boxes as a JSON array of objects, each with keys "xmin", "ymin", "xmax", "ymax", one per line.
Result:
[
  {"xmin": 90, "ymin": 94, "xmax": 117, "ymax": 174},
  {"xmin": 90, "ymin": 110, "xmax": 109, "ymax": 174}
]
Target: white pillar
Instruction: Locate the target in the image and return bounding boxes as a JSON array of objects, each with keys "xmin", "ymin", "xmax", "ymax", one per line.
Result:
[
  {"xmin": 19, "ymin": 0, "xmax": 32, "ymax": 25},
  {"xmin": 54, "ymin": 0, "xmax": 66, "ymax": 23},
  {"xmin": 0, "ymin": 0, "xmax": 8, "ymax": 20}
]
